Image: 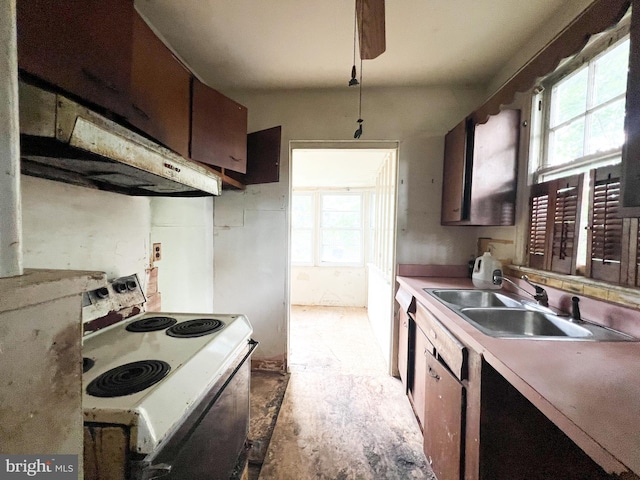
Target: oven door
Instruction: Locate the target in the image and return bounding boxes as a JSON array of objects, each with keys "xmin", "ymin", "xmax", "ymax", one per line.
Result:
[{"xmin": 134, "ymin": 340, "xmax": 258, "ymax": 480}]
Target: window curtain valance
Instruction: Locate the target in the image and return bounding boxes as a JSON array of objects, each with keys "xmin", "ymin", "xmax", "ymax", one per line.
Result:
[{"xmin": 472, "ymin": 0, "xmax": 631, "ymax": 125}]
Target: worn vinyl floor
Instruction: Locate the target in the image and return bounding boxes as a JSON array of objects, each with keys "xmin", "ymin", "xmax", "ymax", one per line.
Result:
[{"xmin": 257, "ymin": 306, "xmax": 435, "ymax": 480}]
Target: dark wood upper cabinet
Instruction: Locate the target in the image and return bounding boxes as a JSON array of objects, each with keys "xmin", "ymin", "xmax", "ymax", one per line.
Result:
[
  {"xmin": 441, "ymin": 109, "xmax": 520, "ymax": 226},
  {"xmin": 227, "ymin": 126, "xmax": 281, "ymax": 185},
  {"xmin": 621, "ymin": 0, "xmax": 640, "ymax": 215},
  {"xmin": 468, "ymin": 109, "xmax": 520, "ymax": 225},
  {"xmin": 191, "ymin": 79, "xmax": 248, "ymax": 174},
  {"xmin": 130, "ymin": 13, "xmax": 191, "ymax": 158},
  {"xmin": 441, "ymin": 120, "xmax": 467, "ymax": 224},
  {"xmin": 17, "ymin": 0, "xmax": 134, "ymax": 119}
]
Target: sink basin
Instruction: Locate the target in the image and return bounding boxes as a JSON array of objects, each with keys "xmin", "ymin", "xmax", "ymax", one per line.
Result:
[
  {"xmin": 459, "ymin": 308, "xmax": 635, "ymax": 341},
  {"xmin": 427, "ymin": 289, "xmax": 523, "ymax": 308},
  {"xmin": 423, "ymin": 288, "xmax": 636, "ymax": 341},
  {"xmin": 460, "ymin": 308, "xmax": 591, "ymax": 338}
]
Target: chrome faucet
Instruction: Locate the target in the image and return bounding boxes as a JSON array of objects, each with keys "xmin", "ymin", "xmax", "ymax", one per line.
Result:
[{"xmin": 492, "ymin": 271, "xmax": 549, "ymax": 307}]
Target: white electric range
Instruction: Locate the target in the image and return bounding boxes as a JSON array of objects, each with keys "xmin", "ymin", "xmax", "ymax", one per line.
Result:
[{"xmin": 82, "ymin": 275, "xmax": 256, "ymax": 480}]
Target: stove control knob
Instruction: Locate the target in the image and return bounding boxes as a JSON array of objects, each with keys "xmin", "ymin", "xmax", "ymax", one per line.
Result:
[
  {"xmin": 95, "ymin": 287, "xmax": 109, "ymax": 299},
  {"xmin": 113, "ymin": 283, "xmax": 127, "ymax": 293},
  {"xmin": 126, "ymin": 280, "xmax": 137, "ymax": 291}
]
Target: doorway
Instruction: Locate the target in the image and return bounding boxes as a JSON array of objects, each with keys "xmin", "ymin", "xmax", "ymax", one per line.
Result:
[{"xmin": 288, "ymin": 144, "xmax": 399, "ymax": 374}]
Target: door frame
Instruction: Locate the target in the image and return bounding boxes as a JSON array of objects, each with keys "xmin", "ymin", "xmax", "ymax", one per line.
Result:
[{"xmin": 287, "ymin": 140, "xmax": 400, "ymax": 375}]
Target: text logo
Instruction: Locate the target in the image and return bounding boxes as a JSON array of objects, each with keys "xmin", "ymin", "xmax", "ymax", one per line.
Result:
[{"xmin": 0, "ymin": 455, "xmax": 77, "ymax": 479}]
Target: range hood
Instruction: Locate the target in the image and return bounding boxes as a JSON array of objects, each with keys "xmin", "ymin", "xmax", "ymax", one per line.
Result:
[{"xmin": 18, "ymin": 82, "xmax": 221, "ymax": 196}]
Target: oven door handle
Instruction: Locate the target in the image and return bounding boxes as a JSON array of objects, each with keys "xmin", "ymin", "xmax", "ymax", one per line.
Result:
[{"xmin": 142, "ymin": 463, "xmax": 172, "ymax": 480}]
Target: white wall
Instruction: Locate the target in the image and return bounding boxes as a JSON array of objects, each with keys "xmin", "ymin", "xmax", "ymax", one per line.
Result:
[
  {"xmin": 150, "ymin": 197, "xmax": 214, "ymax": 313},
  {"xmin": 213, "ymin": 86, "xmax": 485, "ymax": 364},
  {"xmin": 291, "ymin": 266, "xmax": 366, "ymax": 307},
  {"xmin": 22, "ymin": 176, "xmax": 151, "ymax": 282},
  {"xmin": 21, "ymin": 176, "xmax": 215, "ymax": 314},
  {"xmin": 367, "ymin": 265, "xmax": 394, "ymax": 368}
]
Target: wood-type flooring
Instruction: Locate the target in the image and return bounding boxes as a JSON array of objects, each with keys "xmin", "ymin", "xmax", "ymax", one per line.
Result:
[{"xmin": 257, "ymin": 305, "xmax": 435, "ymax": 480}]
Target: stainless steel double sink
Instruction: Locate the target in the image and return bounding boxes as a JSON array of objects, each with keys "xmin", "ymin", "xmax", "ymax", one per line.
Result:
[{"xmin": 424, "ymin": 289, "xmax": 636, "ymax": 341}]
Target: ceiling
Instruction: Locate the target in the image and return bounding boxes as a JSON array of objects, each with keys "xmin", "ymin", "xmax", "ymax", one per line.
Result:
[
  {"xmin": 134, "ymin": 0, "xmax": 571, "ymax": 92},
  {"xmin": 292, "ymin": 149, "xmax": 392, "ymax": 188}
]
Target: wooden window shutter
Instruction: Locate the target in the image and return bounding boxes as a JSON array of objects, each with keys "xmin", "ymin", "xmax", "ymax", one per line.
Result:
[
  {"xmin": 550, "ymin": 175, "xmax": 582, "ymax": 274},
  {"xmin": 528, "ymin": 183, "xmax": 552, "ymax": 270},
  {"xmin": 587, "ymin": 167, "xmax": 623, "ymax": 283},
  {"xmin": 527, "ymin": 175, "xmax": 582, "ymax": 274}
]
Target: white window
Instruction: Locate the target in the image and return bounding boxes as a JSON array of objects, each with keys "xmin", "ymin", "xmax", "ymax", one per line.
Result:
[
  {"xmin": 535, "ymin": 32, "xmax": 629, "ymax": 182},
  {"xmin": 291, "ymin": 191, "xmax": 367, "ymax": 267},
  {"xmin": 320, "ymin": 194, "xmax": 363, "ymax": 264}
]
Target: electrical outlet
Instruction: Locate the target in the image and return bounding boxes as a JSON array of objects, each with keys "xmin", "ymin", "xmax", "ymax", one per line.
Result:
[{"xmin": 153, "ymin": 243, "xmax": 162, "ymax": 262}]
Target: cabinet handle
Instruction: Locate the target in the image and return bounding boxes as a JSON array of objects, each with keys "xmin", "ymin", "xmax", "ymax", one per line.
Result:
[
  {"xmin": 428, "ymin": 366, "xmax": 440, "ymax": 381},
  {"xmin": 132, "ymin": 103, "xmax": 150, "ymax": 120},
  {"xmin": 229, "ymin": 155, "xmax": 242, "ymax": 162},
  {"xmin": 402, "ymin": 321, "xmax": 407, "ymax": 328},
  {"xmin": 453, "ymin": 208, "xmax": 460, "ymax": 212},
  {"xmin": 81, "ymin": 68, "xmax": 119, "ymax": 93}
]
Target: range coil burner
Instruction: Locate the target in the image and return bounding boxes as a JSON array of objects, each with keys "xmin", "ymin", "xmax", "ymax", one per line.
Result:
[
  {"xmin": 86, "ymin": 360, "xmax": 171, "ymax": 398},
  {"xmin": 166, "ymin": 318, "xmax": 225, "ymax": 338},
  {"xmin": 82, "ymin": 357, "xmax": 94, "ymax": 374},
  {"xmin": 126, "ymin": 316, "xmax": 178, "ymax": 332}
]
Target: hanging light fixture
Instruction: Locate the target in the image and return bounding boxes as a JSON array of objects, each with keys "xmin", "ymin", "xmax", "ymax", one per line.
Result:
[
  {"xmin": 354, "ymin": 54, "xmax": 363, "ymax": 139},
  {"xmin": 348, "ymin": 0, "xmax": 385, "ymax": 139}
]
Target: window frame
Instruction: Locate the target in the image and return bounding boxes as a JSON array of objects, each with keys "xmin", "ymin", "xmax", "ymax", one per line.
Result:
[{"xmin": 534, "ymin": 21, "xmax": 630, "ymax": 183}]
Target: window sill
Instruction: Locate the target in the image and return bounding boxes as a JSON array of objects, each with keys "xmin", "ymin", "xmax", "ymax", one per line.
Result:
[{"xmin": 504, "ymin": 265, "xmax": 640, "ymax": 309}]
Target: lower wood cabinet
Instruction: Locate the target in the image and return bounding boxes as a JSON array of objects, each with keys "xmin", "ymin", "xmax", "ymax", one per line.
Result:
[
  {"xmin": 423, "ymin": 351, "xmax": 465, "ymax": 480},
  {"xmin": 411, "ymin": 326, "xmax": 433, "ymax": 430},
  {"xmin": 396, "ymin": 286, "xmax": 622, "ymax": 480}
]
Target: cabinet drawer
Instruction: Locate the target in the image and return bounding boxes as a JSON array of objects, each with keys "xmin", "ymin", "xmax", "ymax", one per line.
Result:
[
  {"xmin": 395, "ymin": 287, "xmax": 416, "ymax": 316},
  {"xmin": 416, "ymin": 302, "xmax": 467, "ymax": 380}
]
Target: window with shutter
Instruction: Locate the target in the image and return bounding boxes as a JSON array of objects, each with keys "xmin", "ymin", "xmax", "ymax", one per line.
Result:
[
  {"xmin": 524, "ymin": 10, "xmax": 640, "ymax": 288},
  {"xmin": 527, "ymin": 175, "xmax": 582, "ymax": 274},
  {"xmin": 587, "ymin": 167, "xmax": 623, "ymax": 283}
]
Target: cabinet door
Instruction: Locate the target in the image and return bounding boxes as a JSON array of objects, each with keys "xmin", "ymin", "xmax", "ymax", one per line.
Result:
[
  {"xmin": 424, "ymin": 354, "xmax": 465, "ymax": 480},
  {"xmin": 191, "ymin": 79, "xmax": 248, "ymax": 173},
  {"xmin": 130, "ymin": 13, "xmax": 191, "ymax": 158},
  {"xmin": 441, "ymin": 120, "xmax": 467, "ymax": 224},
  {"xmin": 227, "ymin": 126, "xmax": 282, "ymax": 185},
  {"xmin": 398, "ymin": 309, "xmax": 410, "ymax": 390},
  {"xmin": 17, "ymin": 0, "xmax": 134, "ymax": 119},
  {"xmin": 621, "ymin": 0, "xmax": 640, "ymax": 214},
  {"xmin": 469, "ymin": 109, "xmax": 520, "ymax": 225},
  {"xmin": 411, "ymin": 327, "xmax": 435, "ymax": 430}
]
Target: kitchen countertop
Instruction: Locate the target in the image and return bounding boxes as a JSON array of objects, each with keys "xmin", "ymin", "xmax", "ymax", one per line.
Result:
[{"xmin": 397, "ymin": 275, "xmax": 640, "ymax": 477}]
